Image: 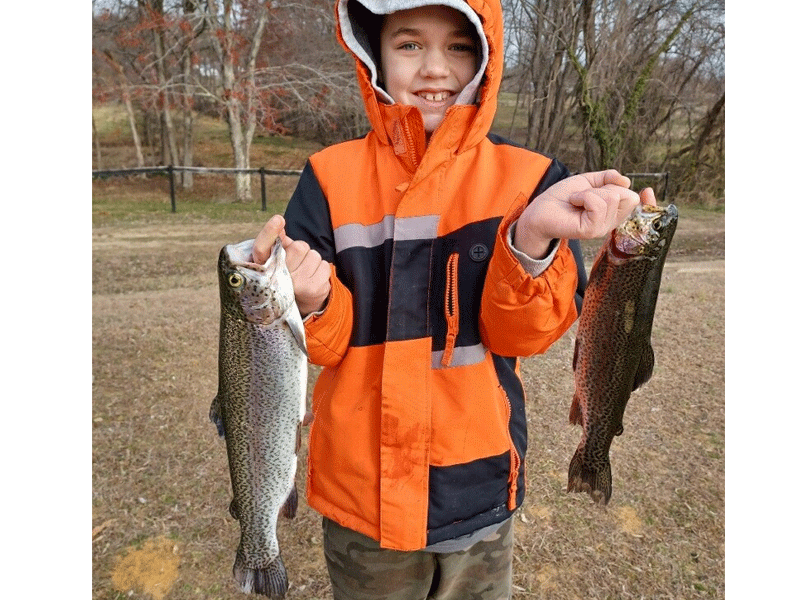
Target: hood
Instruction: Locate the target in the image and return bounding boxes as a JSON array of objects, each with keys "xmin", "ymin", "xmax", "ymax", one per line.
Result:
[{"xmin": 335, "ymin": 0, "xmax": 504, "ymax": 156}]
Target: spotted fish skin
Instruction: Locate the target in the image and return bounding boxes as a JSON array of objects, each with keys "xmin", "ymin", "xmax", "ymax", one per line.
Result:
[
  {"xmin": 568, "ymin": 204, "xmax": 678, "ymax": 504},
  {"xmin": 210, "ymin": 238, "xmax": 307, "ymax": 598}
]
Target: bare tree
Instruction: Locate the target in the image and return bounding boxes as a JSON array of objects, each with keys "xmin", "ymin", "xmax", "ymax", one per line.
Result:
[
  {"xmin": 199, "ymin": 0, "xmax": 270, "ymax": 201},
  {"xmin": 93, "ymin": 3, "xmax": 148, "ymax": 168},
  {"xmin": 102, "ymin": 50, "xmax": 147, "ymax": 169},
  {"xmin": 143, "ymin": 0, "xmax": 180, "ymax": 168},
  {"xmin": 503, "ymin": 0, "xmax": 724, "ymax": 197},
  {"xmin": 568, "ymin": 0, "xmax": 699, "ymax": 170},
  {"xmin": 94, "ymin": 0, "xmax": 199, "ymax": 178},
  {"xmin": 502, "ymin": 0, "xmax": 581, "ymax": 155}
]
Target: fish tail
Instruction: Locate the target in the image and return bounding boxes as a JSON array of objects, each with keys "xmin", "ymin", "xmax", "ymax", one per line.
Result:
[
  {"xmin": 568, "ymin": 445, "xmax": 612, "ymax": 505},
  {"xmin": 233, "ymin": 553, "xmax": 288, "ymax": 598}
]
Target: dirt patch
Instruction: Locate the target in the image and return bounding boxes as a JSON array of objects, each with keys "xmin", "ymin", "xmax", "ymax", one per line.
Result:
[
  {"xmin": 111, "ymin": 537, "xmax": 181, "ymax": 600},
  {"xmin": 92, "ymin": 206, "xmax": 724, "ymax": 599}
]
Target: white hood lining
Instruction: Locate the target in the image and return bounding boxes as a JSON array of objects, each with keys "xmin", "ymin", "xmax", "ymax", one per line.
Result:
[{"xmin": 338, "ymin": 0, "xmax": 489, "ymax": 106}]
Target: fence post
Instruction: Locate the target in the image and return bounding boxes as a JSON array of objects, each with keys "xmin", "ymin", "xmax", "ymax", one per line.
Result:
[
  {"xmin": 168, "ymin": 165, "xmax": 176, "ymax": 213},
  {"xmin": 260, "ymin": 168, "xmax": 267, "ymax": 211}
]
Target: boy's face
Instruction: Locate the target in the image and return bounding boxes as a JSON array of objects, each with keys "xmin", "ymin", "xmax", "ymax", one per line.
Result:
[{"xmin": 380, "ymin": 6, "xmax": 479, "ymax": 136}]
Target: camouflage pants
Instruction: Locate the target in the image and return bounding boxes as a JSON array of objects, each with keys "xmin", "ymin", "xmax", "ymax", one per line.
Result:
[{"xmin": 322, "ymin": 517, "xmax": 514, "ymax": 600}]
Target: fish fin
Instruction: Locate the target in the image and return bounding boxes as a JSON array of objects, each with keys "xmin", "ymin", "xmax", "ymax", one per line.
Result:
[
  {"xmin": 209, "ymin": 396, "xmax": 225, "ymax": 438},
  {"xmin": 567, "ymin": 445, "xmax": 612, "ymax": 505},
  {"xmin": 281, "ymin": 484, "xmax": 298, "ymax": 520},
  {"xmin": 572, "ymin": 337, "xmax": 580, "ymax": 372},
  {"xmin": 286, "ymin": 303, "xmax": 308, "ymax": 357},
  {"xmin": 632, "ymin": 342, "xmax": 655, "ymax": 391},
  {"xmin": 229, "ymin": 498, "xmax": 239, "ymax": 521},
  {"xmin": 233, "ymin": 553, "xmax": 289, "ymax": 598},
  {"xmin": 295, "ymin": 422, "xmax": 302, "ymax": 453},
  {"xmin": 569, "ymin": 393, "xmax": 583, "ymax": 427}
]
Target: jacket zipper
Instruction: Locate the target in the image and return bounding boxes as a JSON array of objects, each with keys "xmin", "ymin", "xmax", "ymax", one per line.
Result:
[
  {"xmin": 441, "ymin": 253, "xmax": 459, "ymax": 367},
  {"xmin": 401, "ymin": 118, "xmax": 420, "ymax": 170},
  {"xmin": 502, "ymin": 390, "xmax": 521, "ymax": 511}
]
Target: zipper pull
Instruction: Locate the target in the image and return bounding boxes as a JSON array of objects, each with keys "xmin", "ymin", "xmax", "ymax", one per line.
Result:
[{"xmin": 441, "ymin": 253, "xmax": 460, "ymax": 367}]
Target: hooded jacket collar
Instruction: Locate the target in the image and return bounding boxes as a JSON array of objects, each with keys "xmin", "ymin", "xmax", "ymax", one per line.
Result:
[{"xmin": 335, "ymin": 0, "xmax": 503, "ymax": 168}]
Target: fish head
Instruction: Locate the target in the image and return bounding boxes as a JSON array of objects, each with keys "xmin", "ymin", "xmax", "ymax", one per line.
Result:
[
  {"xmin": 611, "ymin": 203, "xmax": 679, "ymax": 260},
  {"xmin": 218, "ymin": 238, "xmax": 296, "ymax": 325}
]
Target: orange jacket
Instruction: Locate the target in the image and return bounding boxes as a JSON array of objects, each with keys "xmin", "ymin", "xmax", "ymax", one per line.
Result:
[{"xmin": 284, "ymin": 0, "xmax": 580, "ymax": 551}]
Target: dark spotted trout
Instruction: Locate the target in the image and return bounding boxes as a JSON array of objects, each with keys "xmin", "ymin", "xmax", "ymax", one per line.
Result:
[
  {"xmin": 210, "ymin": 238, "xmax": 307, "ymax": 597},
  {"xmin": 568, "ymin": 203, "xmax": 678, "ymax": 504}
]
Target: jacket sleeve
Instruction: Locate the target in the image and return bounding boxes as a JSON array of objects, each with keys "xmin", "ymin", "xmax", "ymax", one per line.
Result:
[
  {"xmin": 478, "ymin": 158, "xmax": 580, "ymax": 357},
  {"xmin": 479, "ymin": 200, "xmax": 578, "ymax": 357},
  {"xmin": 284, "ymin": 161, "xmax": 353, "ymax": 367}
]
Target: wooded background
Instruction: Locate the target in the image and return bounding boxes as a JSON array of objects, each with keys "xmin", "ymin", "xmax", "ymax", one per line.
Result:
[{"xmin": 91, "ymin": 0, "xmax": 724, "ymax": 203}]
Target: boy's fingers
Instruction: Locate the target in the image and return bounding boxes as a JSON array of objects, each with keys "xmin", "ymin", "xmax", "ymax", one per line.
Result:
[
  {"xmin": 252, "ymin": 214, "xmax": 285, "ymax": 264},
  {"xmin": 569, "ymin": 186, "xmax": 639, "ymax": 237},
  {"xmin": 640, "ymin": 187, "xmax": 658, "ymax": 207},
  {"xmin": 580, "ymin": 169, "xmax": 631, "ymax": 190},
  {"xmin": 279, "ymin": 230, "xmax": 294, "ymax": 248}
]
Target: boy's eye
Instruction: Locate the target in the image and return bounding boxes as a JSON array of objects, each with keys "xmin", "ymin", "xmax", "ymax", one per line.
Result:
[
  {"xmin": 450, "ymin": 43, "xmax": 477, "ymax": 53},
  {"xmin": 398, "ymin": 41, "xmax": 420, "ymax": 51}
]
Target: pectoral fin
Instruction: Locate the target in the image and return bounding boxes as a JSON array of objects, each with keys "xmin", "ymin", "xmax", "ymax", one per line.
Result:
[
  {"xmin": 632, "ymin": 342, "xmax": 655, "ymax": 391},
  {"xmin": 281, "ymin": 484, "xmax": 298, "ymax": 519},
  {"xmin": 209, "ymin": 395, "xmax": 225, "ymax": 438},
  {"xmin": 572, "ymin": 337, "xmax": 580, "ymax": 372},
  {"xmin": 569, "ymin": 393, "xmax": 584, "ymax": 427},
  {"xmin": 286, "ymin": 302, "xmax": 308, "ymax": 357}
]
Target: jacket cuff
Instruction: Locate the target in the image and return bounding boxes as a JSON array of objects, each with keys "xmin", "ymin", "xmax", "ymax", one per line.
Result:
[
  {"xmin": 506, "ymin": 220, "xmax": 559, "ymax": 278},
  {"xmin": 303, "ymin": 266, "xmax": 353, "ymax": 367}
]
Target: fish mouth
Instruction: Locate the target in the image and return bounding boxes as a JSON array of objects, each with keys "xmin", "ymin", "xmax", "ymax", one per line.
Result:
[
  {"xmin": 610, "ymin": 231, "xmax": 642, "ymax": 259},
  {"xmin": 611, "ymin": 204, "xmax": 678, "ymax": 259},
  {"xmin": 224, "ymin": 239, "xmax": 279, "ymax": 275}
]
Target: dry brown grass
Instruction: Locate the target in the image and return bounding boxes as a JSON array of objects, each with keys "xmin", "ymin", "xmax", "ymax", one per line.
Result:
[{"xmin": 92, "ymin": 194, "xmax": 723, "ymax": 599}]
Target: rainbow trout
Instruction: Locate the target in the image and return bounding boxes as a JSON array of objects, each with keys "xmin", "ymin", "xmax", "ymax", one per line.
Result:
[
  {"xmin": 568, "ymin": 203, "xmax": 678, "ymax": 504},
  {"xmin": 210, "ymin": 238, "xmax": 307, "ymax": 598}
]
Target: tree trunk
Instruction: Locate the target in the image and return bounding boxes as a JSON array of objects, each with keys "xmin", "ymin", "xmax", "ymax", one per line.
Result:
[
  {"xmin": 103, "ymin": 51, "xmax": 146, "ymax": 168},
  {"xmin": 123, "ymin": 90, "xmax": 146, "ymax": 168},
  {"xmin": 206, "ymin": 0, "xmax": 270, "ymax": 201},
  {"xmin": 504, "ymin": 0, "xmax": 579, "ymax": 155},
  {"xmin": 153, "ymin": 26, "xmax": 179, "ymax": 167},
  {"xmin": 92, "ymin": 113, "xmax": 103, "ymax": 170},
  {"xmin": 180, "ymin": 0, "xmax": 198, "ymax": 189}
]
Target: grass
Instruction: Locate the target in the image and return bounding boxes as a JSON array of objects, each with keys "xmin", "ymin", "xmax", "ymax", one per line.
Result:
[{"xmin": 92, "ymin": 175, "xmax": 295, "ymax": 224}]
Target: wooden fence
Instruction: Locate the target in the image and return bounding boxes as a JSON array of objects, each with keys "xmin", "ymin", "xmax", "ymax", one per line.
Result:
[{"xmin": 91, "ymin": 165, "xmax": 304, "ymax": 213}]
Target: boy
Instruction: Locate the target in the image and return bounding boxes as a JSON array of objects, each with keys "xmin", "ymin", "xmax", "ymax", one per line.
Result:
[{"xmin": 253, "ymin": 1, "xmax": 655, "ymax": 598}]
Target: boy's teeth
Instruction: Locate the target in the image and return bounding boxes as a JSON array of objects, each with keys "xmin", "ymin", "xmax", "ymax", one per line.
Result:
[{"xmin": 421, "ymin": 92, "xmax": 449, "ymax": 102}]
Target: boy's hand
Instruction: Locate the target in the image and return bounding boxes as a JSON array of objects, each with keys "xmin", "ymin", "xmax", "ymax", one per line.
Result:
[
  {"xmin": 252, "ymin": 215, "xmax": 332, "ymax": 317},
  {"xmin": 514, "ymin": 170, "xmax": 657, "ymax": 259}
]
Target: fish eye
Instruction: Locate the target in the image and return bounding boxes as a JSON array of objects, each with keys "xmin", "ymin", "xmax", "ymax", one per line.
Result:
[
  {"xmin": 228, "ymin": 273, "xmax": 244, "ymax": 288},
  {"xmin": 652, "ymin": 219, "xmax": 663, "ymax": 231}
]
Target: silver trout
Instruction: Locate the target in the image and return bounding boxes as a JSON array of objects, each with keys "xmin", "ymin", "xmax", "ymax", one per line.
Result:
[
  {"xmin": 210, "ymin": 238, "xmax": 307, "ymax": 598},
  {"xmin": 568, "ymin": 203, "xmax": 678, "ymax": 504}
]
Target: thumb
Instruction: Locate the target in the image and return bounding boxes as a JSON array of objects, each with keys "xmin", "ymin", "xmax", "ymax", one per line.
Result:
[
  {"xmin": 252, "ymin": 214, "xmax": 285, "ymax": 264},
  {"xmin": 639, "ymin": 187, "xmax": 658, "ymax": 207}
]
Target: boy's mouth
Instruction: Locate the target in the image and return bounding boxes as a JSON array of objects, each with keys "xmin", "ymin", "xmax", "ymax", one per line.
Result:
[{"xmin": 417, "ymin": 91, "xmax": 452, "ymax": 103}]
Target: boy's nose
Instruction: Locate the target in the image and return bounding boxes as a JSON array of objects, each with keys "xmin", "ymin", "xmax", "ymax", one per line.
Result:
[{"xmin": 420, "ymin": 49, "xmax": 449, "ymax": 77}]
